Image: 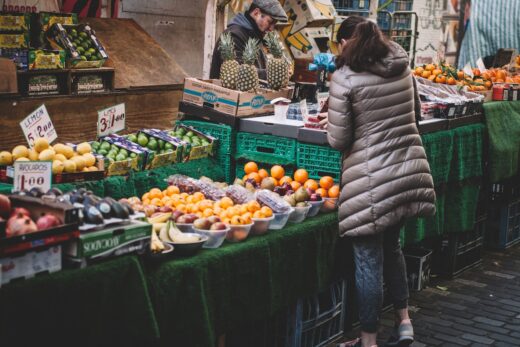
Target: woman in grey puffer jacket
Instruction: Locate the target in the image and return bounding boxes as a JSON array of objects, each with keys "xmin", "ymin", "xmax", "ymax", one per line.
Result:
[{"xmin": 326, "ymin": 17, "xmax": 436, "ymax": 347}]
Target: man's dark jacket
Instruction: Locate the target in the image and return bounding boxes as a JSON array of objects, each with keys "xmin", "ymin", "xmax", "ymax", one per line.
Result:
[{"xmin": 210, "ymin": 13, "xmax": 267, "ymax": 80}]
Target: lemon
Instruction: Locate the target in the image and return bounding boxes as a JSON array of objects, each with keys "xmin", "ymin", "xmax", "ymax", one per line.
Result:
[
  {"xmin": 82, "ymin": 167, "xmax": 90, "ymax": 172},
  {"xmin": 62, "ymin": 145, "xmax": 75, "ymax": 159},
  {"xmin": 82, "ymin": 153, "xmax": 96, "ymax": 167},
  {"xmin": 76, "ymin": 142, "xmax": 92, "ymax": 155},
  {"xmin": 28, "ymin": 149, "xmax": 39, "ymax": 161},
  {"xmin": 55, "ymin": 154, "xmax": 67, "ymax": 162},
  {"xmin": 63, "ymin": 160, "xmax": 77, "ymax": 173},
  {"xmin": 52, "ymin": 160, "xmax": 64, "ymax": 174},
  {"xmin": 53, "ymin": 143, "xmax": 66, "ymax": 154},
  {"xmin": 71, "ymin": 156, "xmax": 86, "ymax": 171},
  {"xmin": 88, "ymin": 166, "xmax": 98, "ymax": 171},
  {"xmin": 38, "ymin": 148, "xmax": 56, "ymax": 161},
  {"xmin": 0, "ymin": 151, "xmax": 13, "ymax": 165},
  {"xmin": 34, "ymin": 138, "xmax": 49, "ymax": 153},
  {"xmin": 12, "ymin": 145, "xmax": 29, "ymax": 160},
  {"xmin": 15, "ymin": 157, "xmax": 29, "ymax": 162}
]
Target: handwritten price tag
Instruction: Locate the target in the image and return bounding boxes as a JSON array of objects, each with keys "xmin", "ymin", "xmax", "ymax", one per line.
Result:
[
  {"xmin": 20, "ymin": 105, "xmax": 57, "ymax": 148},
  {"xmin": 98, "ymin": 103, "xmax": 126, "ymax": 137},
  {"xmin": 13, "ymin": 161, "xmax": 52, "ymax": 193}
]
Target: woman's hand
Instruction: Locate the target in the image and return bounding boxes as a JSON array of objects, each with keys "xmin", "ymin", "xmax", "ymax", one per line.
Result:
[{"xmin": 318, "ymin": 112, "xmax": 328, "ymax": 129}]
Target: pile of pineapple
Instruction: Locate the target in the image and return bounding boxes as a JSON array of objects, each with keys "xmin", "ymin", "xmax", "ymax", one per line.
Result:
[{"xmin": 219, "ymin": 32, "xmax": 289, "ymax": 92}]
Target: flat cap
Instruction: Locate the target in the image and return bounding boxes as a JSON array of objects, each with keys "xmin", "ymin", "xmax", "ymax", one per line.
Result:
[{"xmin": 252, "ymin": 0, "xmax": 288, "ymax": 22}]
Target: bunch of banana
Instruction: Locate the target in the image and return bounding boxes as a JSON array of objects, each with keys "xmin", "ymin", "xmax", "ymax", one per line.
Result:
[
  {"xmin": 150, "ymin": 230, "xmax": 165, "ymax": 253},
  {"xmin": 147, "ymin": 212, "xmax": 172, "ymax": 224}
]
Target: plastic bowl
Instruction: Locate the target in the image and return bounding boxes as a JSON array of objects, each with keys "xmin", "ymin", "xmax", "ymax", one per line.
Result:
[
  {"xmin": 176, "ymin": 223, "xmax": 194, "ymax": 233},
  {"xmin": 269, "ymin": 208, "xmax": 295, "ymax": 230},
  {"xmin": 166, "ymin": 233, "xmax": 208, "ymax": 256},
  {"xmin": 146, "ymin": 242, "xmax": 174, "ymax": 263},
  {"xmin": 226, "ymin": 223, "xmax": 254, "ymax": 242},
  {"xmin": 307, "ymin": 200, "xmax": 324, "ymax": 217},
  {"xmin": 320, "ymin": 198, "xmax": 338, "ymax": 213},
  {"xmin": 289, "ymin": 203, "xmax": 311, "ymax": 223},
  {"xmin": 251, "ymin": 216, "xmax": 275, "ymax": 235},
  {"xmin": 193, "ymin": 227, "xmax": 229, "ymax": 249}
]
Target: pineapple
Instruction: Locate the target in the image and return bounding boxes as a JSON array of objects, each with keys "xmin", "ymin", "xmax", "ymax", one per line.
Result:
[
  {"xmin": 265, "ymin": 32, "xmax": 289, "ymax": 91},
  {"xmin": 218, "ymin": 32, "xmax": 239, "ymax": 90},
  {"xmin": 236, "ymin": 38, "xmax": 260, "ymax": 92}
]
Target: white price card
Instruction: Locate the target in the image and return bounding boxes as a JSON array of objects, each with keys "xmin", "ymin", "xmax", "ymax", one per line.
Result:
[
  {"xmin": 97, "ymin": 103, "xmax": 126, "ymax": 137},
  {"xmin": 463, "ymin": 63, "xmax": 474, "ymax": 79},
  {"xmin": 476, "ymin": 57, "xmax": 487, "ymax": 72},
  {"xmin": 20, "ymin": 105, "xmax": 57, "ymax": 148},
  {"xmin": 13, "ymin": 161, "xmax": 52, "ymax": 193}
]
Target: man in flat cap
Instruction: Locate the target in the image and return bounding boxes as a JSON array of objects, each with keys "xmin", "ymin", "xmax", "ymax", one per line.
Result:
[{"xmin": 210, "ymin": 0, "xmax": 288, "ymax": 81}]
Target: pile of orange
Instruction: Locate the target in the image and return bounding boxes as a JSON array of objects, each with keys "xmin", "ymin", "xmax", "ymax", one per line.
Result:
[
  {"xmin": 486, "ymin": 68, "xmax": 520, "ymax": 84},
  {"xmin": 242, "ymin": 162, "xmax": 340, "ymax": 198},
  {"xmin": 139, "ymin": 186, "xmax": 273, "ymax": 223},
  {"xmin": 413, "ymin": 63, "xmax": 493, "ymax": 91}
]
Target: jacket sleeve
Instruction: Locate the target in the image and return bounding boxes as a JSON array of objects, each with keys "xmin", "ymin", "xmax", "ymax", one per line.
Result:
[{"xmin": 327, "ymin": 71, "xmax": 354, "ymax": 152}]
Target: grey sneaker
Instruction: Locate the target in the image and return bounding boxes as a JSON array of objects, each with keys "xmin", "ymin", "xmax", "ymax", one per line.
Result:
[{"xmin": 386, "ymin": 321, "xmax": 414, "ymax": 346}]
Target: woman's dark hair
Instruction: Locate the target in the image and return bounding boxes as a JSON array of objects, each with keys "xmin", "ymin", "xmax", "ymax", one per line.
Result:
[
  {"xmin": 336, "ymin": 19, "xmax": 391, "ymax": 72},
  {"xmin": 336, "ymin": 16, "xmax": 366, "ymax": 43}
]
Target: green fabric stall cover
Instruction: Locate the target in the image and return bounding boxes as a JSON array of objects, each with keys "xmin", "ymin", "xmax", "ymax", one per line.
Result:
[
  {"xmin": 449, "ymin": 124, "xmax": 485, "ymax": 182},
  {"xmin": 0, "ymin": 183, "xmax": 12, "ymax": 194},
  {"xmin": 104, "ymin": 175, "xmax": 137, "ymax": 200},
  {"xmin": 421, "ymin": 130, "xmax": 454, "ymax": 186},
  {"xmin": 400, "ymin": 187, "xmax": 446, "ymax": 246},
  {"xmin": 0, "ymin": 256, "xmax": 160, "ymax": 346},
  {"xmin": 483, "ymin": 101, "xmax": 520, "ymax": 182},
  {"xmin": 147, "ymin": 213, "xmax": 338, "ymax": 347},
  {"xmin": 444, "ymin": 181, "xmax": 481, "ymax": 232}
]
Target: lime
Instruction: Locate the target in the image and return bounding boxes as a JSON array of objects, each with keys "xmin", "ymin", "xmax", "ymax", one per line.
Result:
[
  {"xmin": 100, "ymin": 142, "xmax": 111, "ymax": 151},
  {"xmin": 88, "ymin": 48, "xmax": 96, "ymax": 54},
  {"xmin": 70, "ymin": 29, "xmax": 78, "ymax": 37},
  {"xmin": 97, "ymin": 53, "xmax": 103, "ymax": 60},
  {"xmin": 186, "ymin": 131, "xmax": 194, "ymax": 138},
  {"xmin": 158, "ymin": 139, "xmax": 165, "ymax": 149},
  {"xmin": 110, "ymin": 144, "xmax": 119, "ymax": 151},
  {"xmin": 119, "ymin": 149, "xmax": 128, "ymax": 157},
  {"xmin": 98, "ymin": 149, "xmax": 108, "ymax": 156},
  {"xmin": 130, "ymin": 153, "xmax": 137, "ymax": 158},
  {"xmin": 147, "ymin": 139, "xmax": 158, "ymax": 151},
  {"xmin": 80, "ymin": 56, "xmax": 87, "ymax": 61},
  {"xmin": 177, "ymin": 128, "xmax": 186, "ymax": 136},
  {"xmin": 81, "ymin": 42, "xmax": 90, "ymax": 50},
  {"xmin": 164, "ymin": 143, "xmax": 174, "ymax": 150},
  {"xmin": 77, "ymin": 47, "xmax": 85, "ymax": 54},
  {"xmin": 127, "ymin": 134, "xmax": 137, "ymax": 143},
  {"xmin": 79, "ymin": 32, "xmax": 88, "ymax": 39},
  {"xmin": 91, "ymin": 141, "xmax": 100, "ymax": 149},
  {"xmin": 116, "ymin": 154, "xmax": 127, "ymax": 161},
  {"xmin": 137, "ymin": 135, "xmax": 148, "ymax": 146}
]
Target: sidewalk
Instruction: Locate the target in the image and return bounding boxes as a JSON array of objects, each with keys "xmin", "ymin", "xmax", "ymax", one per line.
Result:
[{"xmin": 338, "ymin": 245, "xmax": 520, "ymax": 346}]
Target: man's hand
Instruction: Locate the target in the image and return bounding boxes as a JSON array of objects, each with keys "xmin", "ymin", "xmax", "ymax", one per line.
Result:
[{"xmin": 318, "ymin": 112, "xmax": 328, "ymax": 129}]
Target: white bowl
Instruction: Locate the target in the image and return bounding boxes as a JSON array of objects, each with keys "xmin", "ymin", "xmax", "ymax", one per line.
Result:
[
  {"xmin": 251, "ymin": 216, "xmax": 275, "ymax": 235},
  {"xmin": 289, "ymin": 204, "xmax": 311, "ymax": 223},
  {"xmin": 307, "ymin": 200, "xmax": 324, "ymax": 217},
  {"xmin": 193, "ymin": 227, "xmax": 229, "ymax": 249},
  {"xmin": 269, "ymin": 208, "xmax": 295, "ymax": 230},
  {"xmin": 176, "ymin": 223, "xmax": 194, "ymax": 233},
  {"xmin": 226, "ymin": 223, "xmax": 254, "ymax": 242}
]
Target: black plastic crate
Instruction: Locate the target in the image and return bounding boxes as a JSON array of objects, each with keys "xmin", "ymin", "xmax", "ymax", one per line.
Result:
[
  {"xmin": 286, "ymin": 280, "xmax": 346, "ymax": 347},
  {"xmin": 404, "ymin": 247, "xmax": 432, "ymax": 291},
  {"xmin": 486, "ymin": 198, "xmax": 520, "ymax": 250},
  {"xmin": 436, "ymin": 219, "xmax": 485, "ymax": 278},
  {"xmin": 489, "ymin": 176, "xmax": 520, "ymax": 202}
]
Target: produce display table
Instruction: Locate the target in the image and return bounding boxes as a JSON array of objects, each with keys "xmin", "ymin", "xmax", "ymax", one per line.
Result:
[
  {"xmin": 482, "ymin": 101, "xmax": 520, "ymax": 182},
  {"xmin": 0, "ymin": 255, "xmax": 160, "ymax": 346}
]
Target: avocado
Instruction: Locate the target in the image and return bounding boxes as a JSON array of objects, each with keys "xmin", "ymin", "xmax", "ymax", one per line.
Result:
[
  {"xmin": 96, "ymin": 201, "xmax": 112, "ymax": 219},
  {"xmin": 111, "ymin": 202, "xmax": 130, "ymax": 219},
  {"xmin": 84, "ymin": 205, "xmax": 104, "ymax": 224}
]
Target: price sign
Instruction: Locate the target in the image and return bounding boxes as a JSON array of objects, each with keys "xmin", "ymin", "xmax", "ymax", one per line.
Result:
[
  {"xmin": 20, "ymin": 105, "xmax": 57, "ymax": 148},
  {"xmin": 97, "ymin": 103, "xmax": 126, "ymax": 137},
  {"xmin": 476, "ymin": 57, "xmax": 487, "ymax": 72},
  {"xmin": 463, "ymin": 63, "xmax": 474, "ymax": 79},
  {"xmin": 13, "ymin": 161, "xmax": 52, "ymax": 193}
]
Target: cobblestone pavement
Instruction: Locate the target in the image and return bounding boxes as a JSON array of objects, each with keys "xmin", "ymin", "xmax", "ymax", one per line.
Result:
[{"xmin": 337, "ymin": 245, "xmax": 520, "ymax": 347}]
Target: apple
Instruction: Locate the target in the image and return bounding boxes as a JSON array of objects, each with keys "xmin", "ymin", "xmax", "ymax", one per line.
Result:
[
  {"xmin": 170, "ymin": 210, "xmax": 184, "ymax": 221},
  {"xmin": 207, "ymin": 216, "xmax": 221, "ymax": 225},
  {"xmin": 310, "ymin": 194, "xmax": 322, "ymax": 202},
  {"xmin": 210, "ymin": 222, "xmax": 228, "ymax": 231},
  {"xmin": 184, "ymin": 214, "xmax": 198, "ymax": 223},
  {"xmin": 194, "ymin": 218, "xmax": 211, "ymax": 230},
  {"xmin": 306, "ymin": 188, "xmax": 315, "ymax": 196},
  {"xmin": 159, "ymin": 206, "xmax": 173, "ymax": 213}
]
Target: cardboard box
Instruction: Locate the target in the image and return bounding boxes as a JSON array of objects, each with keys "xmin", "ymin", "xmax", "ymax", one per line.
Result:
[
  {"xmin": 0, "ymin": 245, "xmax": 62, "ymax": 286},
  {"xmin": 0, "ymin": 57, "xmax": 17, "ymax": 93},
  {"xmin": 283, "ymin": 0, "xmax": 336, "ymax": 34},
  {"xmin": 239, "ymin": 115, "xmax": 303, "ymax": 138},
  {"xmin": 64, "ymin": 220, "xmax": 151, "ymax": 264},
  {"xmin": 0, "ymin": 48, "xmax": 28, "ymax": 69},
  {"xmin": 287, "ymin": 27, "xmax": 331, "ymax": 60},
  {"xmin": 0, "ymin": 12, "xmax": 31, "ymax": 31},
  {"xmin": 28, "ymin": 49, "xmax": 65, "ymax": 70},
  {"xmin": 94, "ymin": 135, "xmax": 151, "ymax": 176},
  {"xmin": 0, "ymin": 31, "xmax": 29, "ymax": 48},
  {"xmin": 169, "ymin": 125, "xmax": 215, "ymax": 160},
  {"xmin": 182, "ymin": 78, "xmax": 294, "ymax": 117},
  {"xmin": 132, "ymin": 129, "xmax": 186, "ymax": 169}
]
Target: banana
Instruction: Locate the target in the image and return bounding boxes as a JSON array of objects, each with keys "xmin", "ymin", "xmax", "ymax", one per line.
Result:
[
  {"xmin": 159, "ymin": 221, "xmax": 172, "ymax": 243},
  {"xmin": 150, "ymin": 230, "xmax": 165, "ymax": 252},
  {"xmin": 152, "ymin": 222, "xmax": 166, "ymax": 233},
  {"xmin": 147, "ymin": 212, "xmax": 172, "ymax": 224}
]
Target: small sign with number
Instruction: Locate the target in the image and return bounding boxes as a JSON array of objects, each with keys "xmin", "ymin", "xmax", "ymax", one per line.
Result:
[
  {"xmin": 13, "ymin": 161, "xmax": 52, "ymax": 193},
  {"xmin": 20, "ymin": 105, "xmax": 57, "ymax": 148},
  {"xmin": 97, "ymin": 103, "xmax": 126, "ymax": 137}
]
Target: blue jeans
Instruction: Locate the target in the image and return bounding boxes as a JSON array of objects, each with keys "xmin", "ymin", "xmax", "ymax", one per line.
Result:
[{"xmin": 352, "ymin": 223, "xmax": 409, "ymax": 333}]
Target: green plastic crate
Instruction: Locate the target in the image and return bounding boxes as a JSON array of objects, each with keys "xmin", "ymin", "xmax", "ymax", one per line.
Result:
[
  {"xmin": 216, "ymin": 153, "xmax": 235, "ymax": 184},
  {"xmin": 235, "ymin": 160, "xmax": 295, "ymax": 182},
  {"xmin": 177, "ymin": 120, "xmax": 235, "ymax": 155},
  {"xmin": 235, "ymin": 132, "xmax": 297, "ymax": 165},
  {"xmin": 297, "ymin": 143, "xmax": 341, "ymax": 181}
]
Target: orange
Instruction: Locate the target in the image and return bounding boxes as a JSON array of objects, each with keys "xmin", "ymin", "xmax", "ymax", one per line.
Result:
[
  {"xmin": 472, "ymin": 68, "xmax": 481, "ymax": 77},
  {"xmin": 193, "ymin": 192, "xmax": 205, "ymax": 202},
  {"xmin": 195, "ymin": 212, "xmax": 203, "ymax": 218},
  {"xmin": 428, "ymin": 74, "xmax": 436, "ymax": 81},
  {"xmin": 222, "ymin": 217, "xmax": 231, "ymax": 225},
  {"xmin": 248, "ymin": 172, "xmax": 261, "ymax": 184},
  {"xmin": 425, "ymin": 64, "xmax": 435, "ymax": 71},
  {"xmin": 253, "ymin": 210, "xmax": 264, "ymax": 219},
  {"xmin": 421, "ymin": 70, "xmax": 432, "ymax": 79},
  {"xmin": 482, "ymin": 72, "xmax": 491, "ymax": 80},
  {"xmin": 447, "ymin": 77, "xmax": 457, "ymax": 85},
  {"xmin": 142, "ymin": 192, "xmax": 150, "ymax": 202},
  {"xmin": 176, "ymin": 204, "xmax": 187, "ymax": 213},
  {"xmin": 260, "ymin": 206, "xmax": 273, "ymax": 217},
  {"xmin": 230, "ymin": 215, "xmax": 245, "ymax": 225},
  {"xmin": 328, "ymin": 185, "xmax": 340, "ymax": 198},
  {"xmin": 319, "ymin": 176, "xmax": 334, "ymax": 190},
  {"xmin": 166, "ymin": 185, "xmax": 180, "ymax": 196},
  {"xmin": 432, "ymin": 69, "xmax": 442, "ymax": 76},
  {"xmin": 244, "ymin": 162, "xmax": 259, "ymax": 174},
  {"xmin": 242, "ymin": 212, "xmax": 252, "ymax": 224},
  {"xmin": 220, "ymin": 197, "xmax": 234, "ymax": 209},
  {"xmin": 247, "ymin": 200, "xmax": 261, "ymax": 212},
  {"xmin": 239, "ymin": 205, "xmax": 248, "ymax": 215},
  {"xmin": 290, "ymin": 181, "xmax": 302, "ymax": 191},
  {"xmin": 270, "ymin": 165, "xmax": 285, "ymax": 180},
  {"xmin": 484, "ymin": 81, "xmax": 493, "ymax": 89},
  {"xmin": 414, "ymin": 67, "xmax": 424, "ymax": 76},
  {"xmin": 294, "ymin": 169, "xmax": 309, "ymax": 184},
  {"xmin": 258, "ymin": 169, "xmax": 269, "ymax": 180},
  {"xmin": 279, "ymin": 176, "xmax": 293, "ymax": 185},
  {"xmin": 186, "ymin": 195, "xmax": 195, "ymax": 204},
  {"xmin": 149, "ymin": 188, "xmax": 163, "ymax": 199},
  {"xmin": 180, "ymin": 192, "xmax": 189, "ymax": 199},
  {"xmin": 496, "ymin": 70, "xmax": 506, "ymax": 81},
  {"xmin": 435, "ymin": 75, "xmax": 446, "ymax": 84},
  {"xmin": 457, "ymin": 70, "xmax": 464, "ymax": 80},
  {"xmin": 213, "ymin": 206, "xmax": 223, "ymax": 215},
  {"xmin": 316, "ymin": 188, "xmax": 328, "ymax": 198},
  {"xmin": 243, "ymin": 175, "xmax": 249, "ymax": 183},
  {"xmin": 203, "ymin": 208, "xmax": 214, "ymax": 217},
  {"xmin": 199, "ymin": 200, "xmax": 214, "ymax": 211},
  {"xmin": 304, "ymin": 179, "xmax": 319, "ymax": 191},
  {"xmin": 150, "ymin": 197, "xmax": 163, "ymax": 207}
]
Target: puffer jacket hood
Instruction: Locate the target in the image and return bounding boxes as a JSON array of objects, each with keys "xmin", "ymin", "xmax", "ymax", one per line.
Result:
[{"xmin": 327, "ymin": 45, "xmax": 436, "ymax": 237}]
